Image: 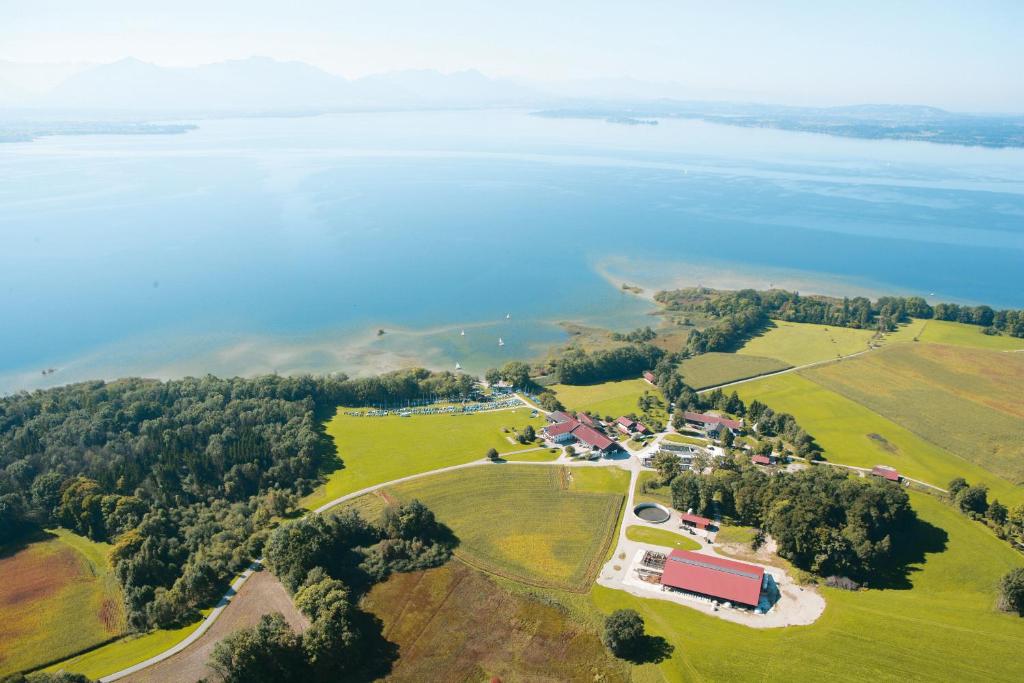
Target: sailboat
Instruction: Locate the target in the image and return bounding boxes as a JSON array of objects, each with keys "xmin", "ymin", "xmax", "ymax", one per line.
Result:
[
  {"xmin": 460, "ymin": 329, "xmax": 465, "ymax": 336},
  {"xmin": 455, "ymin": 362, "xmax": 462, "ymax": 371},
  {"xmin": 498, "ymin": 337, "xmax": 505, "ymax": 347},
  {"xmin": 505, "ymin": 313, "xmax": 511, "ymax": 320}
]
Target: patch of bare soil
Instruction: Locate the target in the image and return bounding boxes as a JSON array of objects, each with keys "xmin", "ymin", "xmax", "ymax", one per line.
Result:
[
  {"xmin": 0, "ymin": 546, "xmax": 82, "ymax": 609},
  {"xmin": 121, "ymin": 569, "xmax": 308, "ymax": 683}
]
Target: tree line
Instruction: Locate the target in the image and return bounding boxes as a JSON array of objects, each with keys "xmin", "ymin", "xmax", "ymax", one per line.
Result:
[
  {"xmin": 0, "ymin": 369, "xmax": 474, "ymax": 631},
  {"xmin": 211, "ymin": 500, "xmax": 453, "ymax": 682},
  {"xmin": 670, "ymin": 463, "xmax": 915, "ymax": 582},
  {"xmin": 656, "ymin": 287, "xmax": 1024, "ymax": 344}
]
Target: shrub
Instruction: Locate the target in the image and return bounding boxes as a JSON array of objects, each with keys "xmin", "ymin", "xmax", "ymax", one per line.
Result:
[
  {"xmin": 602, "ymin": 609, "xmax": 645, "ymax": 659},
  {"xmin": 997, "ymin": 568, "xmax": 1024, "ymax": 616}
]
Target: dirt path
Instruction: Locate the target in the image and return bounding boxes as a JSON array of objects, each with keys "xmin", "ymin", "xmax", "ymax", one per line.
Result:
[
  {"xmin": 696, "ymin": 348, "xmax": 873, "ymax": 394},
  {"xmin": 119, "ymin": 569, "xmax": 308, "ymax": 683}
]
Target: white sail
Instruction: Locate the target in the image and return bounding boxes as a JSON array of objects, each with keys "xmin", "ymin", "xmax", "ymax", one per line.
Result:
[
  {"xmin": 498, "ymin": 337, "xmax": 505, "ymax": 346},
  {"xmin": 505, "ymin": 313, "xmax": 511, "ymax": 319},
  {"xmin": 455, "ymin": 362, "xmax": 462, "ymax": 370},
  {"xmin": 460, "ymin": 329, "xmax": 465, "ymax": 336}
]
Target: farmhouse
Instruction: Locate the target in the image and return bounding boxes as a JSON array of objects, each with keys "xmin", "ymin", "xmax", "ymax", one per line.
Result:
[
  {"xmin": 751, "ymin": 454, "xmax": 775, "ymax": 466},
  {"xmin": 643, "ymin": 370, "xmax": 657, "ymax": 384},
  {"xmin": 659, "ymin": 549, "xmax": 766, "ymax": 609},
  {"xmin": 576, "ymin": 412, "xmax": 598, "ymax": 428},
  {"xmin": 680, "ymin": 512, "xmax": 714, "ymax": 530},
  {"xmin": 870, "ymin": 465, "xmax": 902, "ymax": 483},
  {"xmin": 542, "ymin": 417, "xmax": 617, "ymax": 454},
  {"xmin": 548, "ymin": 410, "xmax": 574, "ymax": 424},
  {"xmin": 682, "ymin": 411, "xmax": 743, "ymax": 435},
  {"xmin": 615, "ymin": 416, "xmax": 637, "ymax": 434}
]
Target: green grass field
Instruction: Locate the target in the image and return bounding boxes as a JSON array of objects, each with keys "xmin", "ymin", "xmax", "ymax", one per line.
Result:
[
  {"xmin": 677, "ymin": 352, "xmax": 790, "ymax": 389},
  {"xmin": 44, "ymin": 612, "xmax": 209, "ymax": 680},
  {"xmin": 734, "ymin": 373, "xmax": 1024, "ymax": 505},
  {"xmin": 593, "ymin": 491, "xmax": 1024, "ymax": 682},
  {"xmin": 362, "ymin": 561, "xmax": 629, "ymax": 682},
  {"xmin": 737, "ymin": 320, "xmax": 876, "ymax": 366},
  {"xmin": 624, "ymin": 526, "xmax": 701, "ymax": 551},
  {"xmin": 0, "ymin": 529, "xmax": 125, "ymax": 676},
  {"xmin": 381, "ymin": 465, "xmax": 626, "ymax": 591},
  {"xmin": 662, "ymin": 433, "xmax": 708, "ymax": 446},
  {"xmin": 502, "ymin": 448, "xmax": 561, "ymax": 462},
  {"xmin": 805, "ymin": 343, "xmax": 1024, "ymax": 485},
  {"xmin": 551, "ymin": 379, "xmax": 666, "ymax": 422},
  {"xmin": 916, "ymin": 319, "xmax": 1024, "ymax": 351},
  {"xmin": 635, "ymin": 470, "xmax": 673, "ymax": 508},
  {"xmin": 301, "ymin": 407, "xmax": 546, "ymax": 510}
]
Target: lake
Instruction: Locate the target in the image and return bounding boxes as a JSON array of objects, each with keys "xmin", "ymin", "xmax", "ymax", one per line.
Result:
[{"xmin": 1, "ymin": 109, "xmax": 1023, "ymax": 392}]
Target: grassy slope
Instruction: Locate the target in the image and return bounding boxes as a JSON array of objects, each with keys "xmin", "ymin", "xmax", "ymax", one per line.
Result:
[
  {"xmin": 301, "ymin": 407, "xmax": 546, "ymax": 510},
  {"xmin": 45, "ymin": 613, "xmax": 209, "ymax": 680},
  {"xmin": 738, "ymin": 320, "xmax": 876, "ymax": 366},
  {"xmin": 552, "ymin": 379, "xmax": 666, "ymax": 422},
  {"xmin": 805, "ymin": 343, "xmax": 1024, "ymax": 485},
  {"xmin": 383, "ymin": 465, "xmax": 627, "ymax": 591},
  {"xmin": 361, "ymin": 561, "xmax": 629, "ymax": 682},
  {"xmin": 624, "ymin": 526, "xmax": 701, "ymax": 551},
  {"xmin": 635, "ymin": 470, "xmax": 673, "ymax": 508},
  {"xmin": 677, "ymin": 352, "xmax": 789, "ymax": 389},
  {"xmin": 593, "ymin": 491, "xmax": 1024, "ymax": 682},
  {"xmin": 0, "ymin": 529, "xmax": 124, "ymax": 676},
  {"xmin": 918, "ymin": 319, "xmax": 1024, "ymax": 351},
  {"xmin": 734, "ymin": 373, "xmax": 1024, "ymax": 505}
]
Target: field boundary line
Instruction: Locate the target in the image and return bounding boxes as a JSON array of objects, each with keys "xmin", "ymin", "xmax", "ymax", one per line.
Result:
[{"xmin": 696, "ymin": 348, "xmax": 874, "ymax": 393}]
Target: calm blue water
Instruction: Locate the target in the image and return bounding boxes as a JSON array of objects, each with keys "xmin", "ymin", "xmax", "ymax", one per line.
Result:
[{"xmin": 1, "ymin": 110, "xmax": 1023, "ymax": 391}]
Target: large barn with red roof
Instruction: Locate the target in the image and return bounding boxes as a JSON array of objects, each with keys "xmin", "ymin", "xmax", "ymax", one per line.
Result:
[{"xmin": 659, "ymin": 549, "xmax": 766, "ymax": 609}]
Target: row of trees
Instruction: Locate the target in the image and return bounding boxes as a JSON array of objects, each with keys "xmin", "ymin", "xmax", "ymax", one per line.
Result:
[
  {"xmin": 210, "ymin": 501, "xmax": 453, "ymax": 681},
  {"xmin": 656, "ymin": 287, "xmax": 1024, "ymax": 338},
  {"xmin": 552, "ymin": 344, "xmax": 666, "ymax": 385},
  {"xmin": 670, "ymin": 464, "xmax": 915, "ymax": 581}
]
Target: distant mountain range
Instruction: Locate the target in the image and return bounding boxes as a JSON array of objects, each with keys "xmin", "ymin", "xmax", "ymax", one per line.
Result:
[
  {"xmin": 0, "ymin": 57, "xmax": 546, "ymax": 113},
  {"xmin": 1, "ymin": 56, "xmax": 1022, "ymax": 148}
]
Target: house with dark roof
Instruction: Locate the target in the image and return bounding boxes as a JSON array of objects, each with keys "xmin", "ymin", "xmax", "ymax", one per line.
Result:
[
  {"xmin": 547, "ymin": 411, "xmax": 574, "ymax": 424},
  {"xmin": 659, "ymin": 549, "xmax": 765, "ymax": 609},
  {"xmin": 870, "ymin": 465, "xmax": 901, "ymax": 483}
]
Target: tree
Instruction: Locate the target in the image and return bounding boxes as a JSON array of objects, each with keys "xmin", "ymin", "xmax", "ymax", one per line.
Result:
[
  {"xmin": 948, "ymin": 477, "xmax": 969, "ymax": 497},
  {"xmin": 208, "ymin": 613, "xmax": 305, "ymax": 682},
  {"xmin": 987, "ymin": 499, "xmax": 1008, "ymax": 525},
  {"xmin": 956, "ymin": 484, "xmax": 989, "ymax": 515},
  {"xmin": 603, "ymin": 609, "xmax": 645, "ymax": 659},
  {"xmin": 565, "ymin": 445, "xmax": 576, "ymax": 458},
  {"xmin": 484, "ymin": 368, "xmax": 502, "ymax": 385},
  {"xmin": 719, "ymin": 428, "xmax": 735, "ymax": 450},
  {"xmin": 486, "ymin": 448, "xmax": 500, "ymax": 461},
  {"xmin": 537, "ymin": 391, "xmax": 564, "ymax": 412},
  {"xmin": 499, "ymin": 361, "xmax": 532, "ymax": 388},
  {"xmin": 651, "ymin": 451, "xmax": 681, "ymax": 485},
  {"xmin": 997, "ymin": 568, "xmax": 1024, "ymax": 616},
  {"xmin": 520, "ymin": 425, "xmax": 536, "ymax": 444}
]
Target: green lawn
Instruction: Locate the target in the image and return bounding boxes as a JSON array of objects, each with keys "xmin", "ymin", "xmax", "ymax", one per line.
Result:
[
  {"xmin": 738, "ymin": 320, "xmax": 876, "ymax": 366},
  {"xmin": 804, "ymin": 343, "xmax": 1024, "ymax": 485},
  {"xmin": 502, "ymin": 448, "xmax": 561, "ymax": 462},
  {"xmin": 734, "ymin": 373, "xmax": 1024, "ymax": 505},
  {"xmin": 0, "ymin": 529, "xmax": 125, "ymax": 676},
  {"xmin": 551, "ymin": 379, "xmax": 666, "ymax": 423},
  {"xmin": 301, "ymin": 407, "xmax": 546, "ymax": 510},
  {"xmin": 635, "ymin": 470, "xmax": 673, "ymax": 508},
  {"xmin": 916, "ymin": 319, "xmax": 1024, "ymax": 351},
  {"xmin": 381, "ymin": 465, "xmax": 626, "ymax": 591},
  {"xmin": 592, "ymin": 491, "xmax": 1024, "ymax": 682},
  {"xmin": 677, "ymin": 352, "xmax": 789, "ymax": 389},
  {"xmin": 624, "ymin": 526, "xmax": 701, "ymax": 551},
  {"xmin": 44, "ymin": 612, "xmax": 209, "ymax": 680},
  {"xmin": 661, "ymin": 433, "xmax": 709, "ymax": 447}
]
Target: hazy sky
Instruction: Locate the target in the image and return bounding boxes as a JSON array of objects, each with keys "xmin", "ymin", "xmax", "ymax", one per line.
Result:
[{"xmin": 2, "ymin": 0, "xmax": 1022, "ymax": 110}]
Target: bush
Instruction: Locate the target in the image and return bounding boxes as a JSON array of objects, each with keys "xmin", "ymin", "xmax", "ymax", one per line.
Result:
[
  {"xmin": 997, "ymin": 567, "xmax": 1024, "ymax": 616},
  {"xmin": 824, "ymin": 575, "xmax": 861, "ymax": 591}
]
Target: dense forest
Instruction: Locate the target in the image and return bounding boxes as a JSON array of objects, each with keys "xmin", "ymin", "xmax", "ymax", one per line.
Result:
[
  {"xmin": 671, "ymin": 464, "xmax": 916, "ymax": 582},
  {"xmin": 549, "ymin": 344, "xmax": 666, "ymax": 385},
  {"xmin": 656, "ymin": 287, "xmax": 1024, "ymax": 354},
  {"xmin": 0, "ymin": 369, "xmax": 475, "ymax": 630}
]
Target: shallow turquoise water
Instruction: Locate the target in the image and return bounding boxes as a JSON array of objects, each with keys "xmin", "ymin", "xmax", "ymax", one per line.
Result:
[{"xmin": 1, "ymin": 110, "xmax": 1022, "ymax": 391}]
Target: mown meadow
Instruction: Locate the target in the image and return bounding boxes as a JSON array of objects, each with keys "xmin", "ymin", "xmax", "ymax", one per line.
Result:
[
  {"xmin": 676, "ymin": 352, "xmax": 788, "ymax": 389},
  {"xmin": 737, "ymin": 320, "xmax": 876, "ymax": 366}
]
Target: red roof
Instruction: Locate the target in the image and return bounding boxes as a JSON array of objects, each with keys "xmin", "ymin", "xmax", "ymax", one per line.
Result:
[
  {"xmin": 572, "ymin": 424, "xmax": 615, "ymax": 451},
  {"xmin": 544, "ymin": 420, "xmax": 579, "ymax": 437},
  {"xmin": 751, "ymin": 454, "xmax": 772, "ymax": 466},
  {"xmin": 871, "ymin": 465, "xmax": 901, "ymax": 482},
  {"xmin": 635, "ymin": 423, "xmax": 650, "ymax": 434},
  {"xmin": 680, "ymin": 512, "xmax": 713, "ymax": 529},
  {"xmin": 660, "ymin": 549, "xmax": 764, "ymax": 607},
  {"xmin": 616, "ymin": 416, "xmax": 637, "ymax": 428},
  {"xmin": 683, "ymin": 411, "xmax": 742, "ymax": 431},
  {"xmin": 577, "ymin": 412, "xmax": 597, "ymax": 427},
  {"xmin": 643, "ymin": 371, "xmax": 656, "ymax": 383}
]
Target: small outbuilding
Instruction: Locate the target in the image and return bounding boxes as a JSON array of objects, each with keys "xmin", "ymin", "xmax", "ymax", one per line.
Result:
[
  {"xmin": 680, "ymin": 512, "xmax": 714, "ymax": 530},
  {"xmin": 870, "ymin": 465, "xmax": 901, "ymax": 483}
]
